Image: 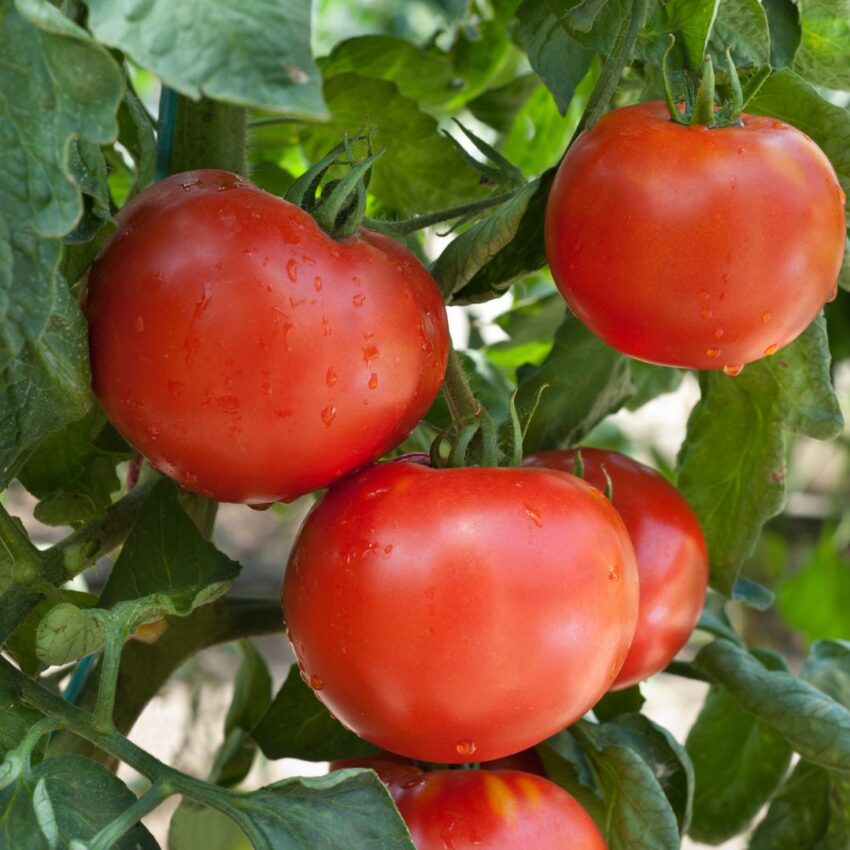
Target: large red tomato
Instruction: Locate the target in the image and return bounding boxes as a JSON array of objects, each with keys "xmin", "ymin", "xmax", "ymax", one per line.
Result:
[
  {"xmin": 283, "ymin": 461, "xmax": 638, "ymax": 763},
  {"xmin": 545, "ymin": 102, "xmax": 846, "ymax": 371},
  {"xmin": 525, "ymin": 449, "xmax": 709, "ymax": 689},
  {"xmin": 85, "ymin": 170, "xmax": 448, "ymax": 503},
  {"xmin": 387, "ymin": 769, "xmax": 607, "ymax": 849}
]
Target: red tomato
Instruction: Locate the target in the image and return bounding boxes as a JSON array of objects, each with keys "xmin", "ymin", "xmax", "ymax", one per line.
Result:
[
  {"xmin": 283, "ymin": 461, "xmax": 638, "ymax": 763},
  {"xmin": 389, "ymin": 770, "xmax": 607, "ymax": 849},
  {"xmin": 545, "ymin": 102, "xmax": 846, "ymax": 371},
  {"xmin": 525, "ymin": 449, "xmax": 709, "ymax": 689},
  {"xmin": 85, "ymin": 170, "xmax": 448, "ymax": 503}
]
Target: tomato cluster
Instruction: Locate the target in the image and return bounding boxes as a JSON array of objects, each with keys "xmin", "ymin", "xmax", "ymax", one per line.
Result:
[{"xmin": 85, "ymin": 99, "xmax": 842, "ymax": 846}]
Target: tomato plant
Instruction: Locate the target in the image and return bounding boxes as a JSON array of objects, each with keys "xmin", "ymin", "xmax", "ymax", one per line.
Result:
[
  {"xmin": 283, "ymin": 460, "xmax": 638, "ymax": 763},
  {"xmin": 525, "ymin": 448, "xmax": 709, "ymax": 689},
  {"xmin": 86, "ymin": 169, "xmax": 449, "ymax": 504},
  {"xmin": 2, "ymin": 0, "xmax": 850, "ymax": 848},
  {"xmin": 545, "ymin": 102, "xmax": 846, "ymax": 371}
]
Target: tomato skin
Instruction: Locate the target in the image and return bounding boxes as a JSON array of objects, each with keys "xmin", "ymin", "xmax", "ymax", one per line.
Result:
[
  {"xmin": 330, "ymin": 748, "xmax": 545, "ymax": 776},
  {"xmin": 524, "ymin": 449, "xmax": 709, "ymax": 689},
  {"xmin": 389, "ymin": 770, "xmax": 607, "ymax": 850},
  {"xmin": 545, "ymin": 102, "xmax": 846, "ymax": 370},
  {"xmin": 85, "ymin": 170, "xmax": 448, "ymax": 503},
  {"xmin": 283, "ymin": 461, "xmax": 638, "ymax": 763}
]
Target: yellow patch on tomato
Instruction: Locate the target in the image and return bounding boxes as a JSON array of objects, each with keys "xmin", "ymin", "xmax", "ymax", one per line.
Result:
[
  {"xmin": 483, "ymin": 774, "xmax": 519, "ymax": 825},
  {"xmin": 516, "ymin": 776, "xmax": 544, "ymax": 810}
]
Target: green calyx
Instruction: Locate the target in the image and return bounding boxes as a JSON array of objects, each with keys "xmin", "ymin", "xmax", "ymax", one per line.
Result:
[{"xmin": 661, "ymin": 37, "xmax": 771, "ymax": 129}]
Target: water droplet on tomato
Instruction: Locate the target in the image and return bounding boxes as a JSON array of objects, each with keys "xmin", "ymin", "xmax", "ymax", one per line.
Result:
[
  {"xmin": 313, "ymin": 276, "xmax": 322, "ymax": 292},
  {"xmin": 322, "ymin": 316, "xmax": 331, "ymax": 336},
  {"xmin": 134, "ymin": 316, "xmax": 144, "ymax": 332},
  {"xmin": 353, "ymin": 293, "xmax": 366, "ymax": 308},
  {"xmin": 723, "ymin": 364, "xmax": 744, "ymax": 377},
  {"xmin": 456, "ymin": 741, "xmax": 477, "ymax": 757},
  {"xmin": 714, "ymin": 326, "xmax": 725, "ymax": 339},
  {"xmin": 309, "ymin": 675, "xmax": 324, "ymax": 691},
  {"xmin": 326, "ymin": 367, "xmax": 337, "ymax": 388},
  {"xmin": 706, "ymin": 348, "xmax": 721, "ymax": 358},
  {"xmin": 363, "ymin": 345, "xmax": 380, "ymax": 364},
  {"xmin": 352, "ymin": 276, "xmax": 361, "ymax": 287},
  {"xmin": 384, "ymin": 544, "xmax": 393, "ymax": 555},
  {"xmin": 368, "ymin": 373, "xmax": 378, "ymax": 390},
  {"xmin": 699, "ymin": 290, "xmax": 711, "ymax": 302},
  {"xmin": 168, "ymin": 380, "xmax": 184, "ymax": 398},
  {"xmin": 248, "ymin": 502, "xmax": 274, "ymax": 512},
  {"xmin": 761, "ymin": 311, "xmax": 771, "ymax": 322},
  {"xmin": 321, "ymin": 405, "xmax": 336, "ymax": 427},
  {"xmin": 764, "ymin": 343, "xmax": 779, "ymax": 356},
  {"xmin": 286, "ymin": 258, "xmax": 298, "ymax": 282},
  {"xmin": 700, "ymin": 306, "xmax": 713, "ymax": 319},
  {"xmin": 608, "ymin": 564, "xmax": 620, "ymax": 581},
  {"xmin": 729, "ymin": 176, "xmax": 737, "ymax": 190},
  {"xmin": 523, "ymin": 504, "xmax": 542, "ymax": 528},
  {"xmin": 827, "ymin": 286, "xmax": 838, "ymax": 302}
]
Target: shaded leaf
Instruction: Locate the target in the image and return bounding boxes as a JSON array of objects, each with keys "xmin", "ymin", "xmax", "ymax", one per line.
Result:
[{"xmin": 792, "ymin": 0, "xmax": 850, "ymax": 90}]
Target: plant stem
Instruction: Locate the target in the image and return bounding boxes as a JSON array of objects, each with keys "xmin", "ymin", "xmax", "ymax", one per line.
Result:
[
  {"xmin": 441, "ymin": 349, "xmax": 481, "ymax": 425},
  {"xmin": 83, "ymin": 781, "xmax": 173, "ymax": 850},
  {"xmin": 92, "ymin": 615, "xmax": 130, "ymax": 733},
  {"xmin": 167, "ymin": 96, "xmax": 248, "ymax": 175},
  {"xmin": 363, "ymin": 192, "xmax": 514, "ymax": 238},
  {"xmin": 664, "ymin": 660, "xmax": 711, "ymax": 682},
  {"xmin": 573, "ymin": 0, "xmax": 650, "ymax": 136}
]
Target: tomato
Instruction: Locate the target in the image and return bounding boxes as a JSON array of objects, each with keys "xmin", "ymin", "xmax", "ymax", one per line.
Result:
[
  {"xmin": 545, "ymin": 102, "xmax": 846, "ymax": 371},
  {"xmin": 524, "ymin": 449, "xmax": 709, "ymax": 689},
  {"xmin": 330, "ymin": 747, "xmax": 545, "ymax": 776},
  {"xmin": 85, "ymin": 170, "xmax": 449, "ymax": 504},
  {"xmin": 283, "ymin": 460, "xmax": 638, "ymax": 763},
  {"xmin": 388, "ymin": 769, "xmax": 607, "ymax": 849}
]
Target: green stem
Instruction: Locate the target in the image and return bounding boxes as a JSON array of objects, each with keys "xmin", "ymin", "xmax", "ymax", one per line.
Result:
[
  {"xmin": 664, "ymin": 660, "xmax": 711, "ymax": 682},
  {"xmin": 692, "ymin": 55, "xmax": 717, "ymax": 126},
  {"xmin": 82, "ymin": 781, "xmax": 173, "ymax": 850},
  {"xmin": 441, "ymin": 349, "xmax": 481, "ymax": 426},
  {"xmin": 363, "ymin": 192, "xmax": 514, "ymax": 239},
  {"xmin": 168, "ymin": 96, "xmax": 248, "ymax": 175},
  {"xmin": 92, "ymin": 615, "xmax": 130, "ymax": 733},
  {"xmin": 573, "ymin": 0, "xmax": 650, "ymax": 136}
]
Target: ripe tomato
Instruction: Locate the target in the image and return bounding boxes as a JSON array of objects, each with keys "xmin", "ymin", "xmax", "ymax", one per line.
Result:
[
  {"xmin": 283, "ymin": 460, "xmax": 638, "ymax": 763},
  {"xmin": 524, "ymin": 449, "xmax": 709, "ymax": 689},
  {"xmin": 545, "ymin": 102, "xmax": 846, "ymax": 371},
  {"xmin": 387, "ymin": 769, "xmax": 607, "ymax": 850},
  {"xmin": 85, "ymin": 170, "xmax": 448, "ymax": 503}
]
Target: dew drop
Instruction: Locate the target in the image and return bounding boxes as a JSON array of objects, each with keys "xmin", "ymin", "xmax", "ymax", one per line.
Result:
[
  {"xmin": 608, "ymin": 564, "xmax": 620, "ymax": 581},
  {"xmin": 761, "ymin": 311, "xmax": 771, "ymax": 322},
  {"xmin": 706, "ymin": 347, "xmax": 721, "ymax": 358},
  {"xmin": 714, "ymin": 326, "xmax": 725, "ymax": 339},
  {"xmin": 322, "ymin": 317, "xmax": 331, "ymax": 336},
  {"xmin": 313, "ymin": 276, "xmax": 323, "ymax": 292},
  {"xmin": 362, "ymin": 344, "xmax": 380, "ymax": 365},
  {"xmin": 827, "ymin": 286, "xmax": 838, "ymax": 303},
  {"xmin": 321, "ymin": 405, "xmax": 337, "ymax": 427},
  {"xmin": 523, "ymin": 503, "xmax": 542, "ymax": 528},
  {"xmin": 368, "ymin": 372, "xmax": 378, "ymax": 390},
  {"xmin": 134, "ymin": 316, "xmax": 144, "ymax": 332},
  {"xmin": 700, "ymin": 306, "xmax": 713, "ymax": 319},
  {"xmin": 699, "ymin": 290, "xmax": 711, "ymax": 302},
  {"xmin": 286, "ymin": 258, "xmax": 299, "ymax": 282},
  {"xmin": 384, "ymin": 544, "xmax": 394, "ymax": 555},
  {"xmin": 723, "ymin": 364, "xmax": 744, "ymax": 377},
  {"xmin": 729, "ymin": 176, "xmax": 737, "ymax": 190},
  {"xmin": 456, "ymin": 740, "xmax": 477, "ymax": 757},
  {"xmin": 248, "ymin": 502, "xmax": 274, "ymax": 512},
  {"xmin": 764, "ymin": 343, "xmax": 778, "ymax": 356},
  {"xmin": 309, "ymin": 674, "xmax": 324, "ymax": 691},
  {"xmin": 353, "ymin": 292, "xmax": 366, "ymax": 308},
  {"xmin": 167, "ymin": 380, "xmax": 183, "ymax": 398},
  {"xmin": 326, "ymin": 367, "xmax": 337, "ymax": 388}
]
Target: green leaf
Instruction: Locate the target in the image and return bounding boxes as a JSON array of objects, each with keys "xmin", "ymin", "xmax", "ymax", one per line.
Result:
[
  {"xmin": 318, "ymin": 36, "xmax": 459, "ymax": 108},
  {"xmin": 210, "ymin": 641, "xmax": 272, "ymax": 789},
  {"xmin": 537, "ymin": 733, "xmax": 607, "ymax": 827},
  {"xmin": 295, "ymin": 72, "xmax": 489, "ymax": 215},
  {"xmin": 732, "ymin": 575, "xmax": 776, "ymax": 610},
  {"xmin": 99, "ymin": 479, "xmax": 241, "ymax": 614},
  {"xmin": 792, "ymin": 0, "xmax": 850, "ymax": 90},
  {"xmin": 653, "ymin": 0, "xmax": 720, "ymax": 68},
  {"xmin": 749, "ymin": 759, "xmax": 836, "ymax": 850},
  {"xmin": 17, "ymin": 411, "xmax": 132, "ymax": 527},
  {"xmin": 0, "ymin": 679, "xmax": 43, "ymax": 757},
  {"xmin": 748, "ymin": 69, "xmax": 850, "ymax": 202},
  {"xmin": 777, "ymin": 530, "xmax": 850, "ymax": 642},
  {"xmin": 35, "ymin": 602, "xmax": 104, "ymax": 665},
  {"xmin": 86, "ymin": 0, "xmax": 327, "ymax": 118},
  {"xmin": 516, "ymin": 312, "xmax": 634, "ymax": 452},
  {"xmin": 592, "ymin": 687, "xmax": 646, "ymax": 723},
  {"xmin": 468, "ymin": 74, "xmax": 543, "ymax": 134},
  {"xmin": 117, "ymin": 85, "xmax": 157, "ymax": 197},
  {"xmin": 0, "ymin": 0, "xmax": 122, "ymax": 486},
  {"xmin": 693, "ymin": 640, "xmax": 850, "ymax": 775},
  {"xmin": 432, "ymin": 177, "xmax": 548, "ymax": 303},
  {"xmin": 580, "ymin": 736, "xmax": 681, "ymax": 850},
  {"xmin": 763, "ymin": 0, "xmax": 802, "ymax": 68},
  {"xmin": 677, "ymin": 316, "xmax": 843, "ymax": 595},
  {"xmin": 801, "ymin": 639, "xmax": 850, "ymax": 707},
  {"xmin": 686, "ymin": 682, "xmax": 793, "ymax": 842},
  {"xmin": 0, "ymin": 755, "xmax": 157, "ymax": 849},
  {"xmin": 710, "ymin": 0, "xmax": 771, "ymax": 66},
  {"xmin": 515, "ymin": 0, "xmax": 595, "ymax": 114},
  {"xmin": 626, "ymin": 362, "xmax": 684, "ymax": 411},
  {"xmin": 202, "ymin": 771, "xmax": 415, "ymax": 850},
  {"xmin": 588, "ymin": 715, "xmax": 694, "ymax": 834},
  {"xmin": 169, "ymin": 800, "xmax": 251, "ymax": 850},
  {"xmin": 252, "ymin": 664, "xmax": 377, "ymax": 762}
]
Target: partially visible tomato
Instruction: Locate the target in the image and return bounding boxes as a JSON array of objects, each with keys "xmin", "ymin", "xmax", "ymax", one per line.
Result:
[
  {"xmin": 283, "ymin": 460, "xmax": 638, "ymax": 763},
  {"xmin": 388, "ymin": 769, "xmax": 607, "ymax": 849},
  {"xmin": 85, "ymin": 170, "xmax": 449, "ymax": 504},
  {"xmin": 545, "ymin": 102, "xmax": 846, "ymax": 371},
  {"xmin": 330, "ymin": 747, "xmax": 545, "ymax": 776},
  {"xmin": 524, "ymin": 449, "xmax": 709, "ymax": 689}
]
